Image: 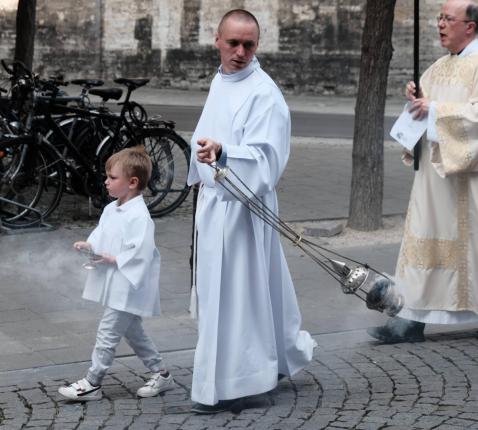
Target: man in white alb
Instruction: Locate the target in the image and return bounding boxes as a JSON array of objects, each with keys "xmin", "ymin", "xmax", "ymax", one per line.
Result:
[{"xmin": 187, "ymin": 9, "xmax": 316, "ymax": 414}]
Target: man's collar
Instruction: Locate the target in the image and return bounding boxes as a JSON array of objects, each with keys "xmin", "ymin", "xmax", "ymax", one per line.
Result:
[
  {"xmin": 218, "ymin": 57, "xmax": 259, "ymax": 82},
  {"xmin": 456, "ymin": 38, "xmax": 478, "ymax": 57}
]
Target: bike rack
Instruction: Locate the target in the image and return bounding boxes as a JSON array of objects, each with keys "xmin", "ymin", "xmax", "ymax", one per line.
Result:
[{"xmin": 0, "ymin": 196, "xmax": 54, "ymax": 234}]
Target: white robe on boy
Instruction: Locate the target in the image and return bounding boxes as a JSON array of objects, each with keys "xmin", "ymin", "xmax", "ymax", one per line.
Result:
[
  {"xmin": 83, "ymin": 195, "xmax": 161, "ymax": 318},
  {"xmin": 188, "ymin": 58, "xmax": 316, "ymax": 406}
]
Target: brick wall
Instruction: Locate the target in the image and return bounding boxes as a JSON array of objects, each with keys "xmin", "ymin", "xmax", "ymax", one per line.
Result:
[{"xmin": 0, "ymin": 0, "xmax": 447, "ymax": 95}]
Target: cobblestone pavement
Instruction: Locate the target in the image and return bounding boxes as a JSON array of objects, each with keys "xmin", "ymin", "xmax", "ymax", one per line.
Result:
[{"xmin": 1, "ymin": 330, "xmax": 478, "ymax": 430}]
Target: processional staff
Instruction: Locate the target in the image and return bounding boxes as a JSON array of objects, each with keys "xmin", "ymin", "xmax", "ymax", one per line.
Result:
[{"xmin": 413, "ymin": 0, "xmax": 421, "ymax": 170}]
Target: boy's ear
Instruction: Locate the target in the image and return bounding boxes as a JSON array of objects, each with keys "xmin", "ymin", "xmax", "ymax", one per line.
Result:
[{"xmin": 129, "ymin": 176, "xmax": 139, "ymax": 189}]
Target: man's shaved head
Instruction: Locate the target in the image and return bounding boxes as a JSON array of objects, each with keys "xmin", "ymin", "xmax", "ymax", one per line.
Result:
[{"xmin": 218, "ymin": 9, "xmax": 260, "ymax": 39}]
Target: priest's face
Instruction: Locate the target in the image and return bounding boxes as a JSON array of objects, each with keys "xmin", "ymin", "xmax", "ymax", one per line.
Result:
[
  {"xmin": 215, "ymin": 17, "xmax": 259, "ymax": 73},
  {"xmin": 437, "ymin": 0, "xmax": 476, "ymax": 53}
]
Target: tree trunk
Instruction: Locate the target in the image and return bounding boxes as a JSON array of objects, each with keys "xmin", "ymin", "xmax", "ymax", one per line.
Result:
[
  {"xmin": 14, "ymin": 0, "xmax": 37, "ymax": 71},
  {"xmin": 348, "ymin": 0, "xmax": 396, "ymax": 231}
]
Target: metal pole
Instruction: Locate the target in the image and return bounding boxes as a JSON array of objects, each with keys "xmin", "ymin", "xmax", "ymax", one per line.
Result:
[{"xmin": 413, "ymin": 0, "xmax": 421, "ymax": 170}]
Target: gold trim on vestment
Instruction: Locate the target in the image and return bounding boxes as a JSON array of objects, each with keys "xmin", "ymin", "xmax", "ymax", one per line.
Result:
[
  {"xmin": 398, "ymin": 175, "xmax": 470, "ymax": 308},
  {"xmin": 428, "ymin": 55, "xmax": 474, "ymax": 91},
  {"xmin": 398, "ymin": 232, "xmax": 458, "ymax": 272},
  {"xmin": 457, "ymin": 174, "xmax": 469, "ymax": 307}
]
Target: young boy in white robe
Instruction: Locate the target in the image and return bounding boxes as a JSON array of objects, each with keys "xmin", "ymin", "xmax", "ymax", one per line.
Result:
[{"xmin": 58, "ymin": 146, "xmax": 175, "ymax": 401}]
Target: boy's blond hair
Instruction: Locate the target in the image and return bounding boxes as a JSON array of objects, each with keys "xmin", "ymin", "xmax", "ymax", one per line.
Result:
[{"xmin": 105, "ymin": 146, "xmax": 152, "ymax": 191}]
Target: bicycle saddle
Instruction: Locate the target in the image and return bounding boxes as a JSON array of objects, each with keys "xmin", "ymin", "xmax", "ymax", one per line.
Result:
[
  {"xmin": 89, "ymin": 87, "xmax": 123, "ymax": 101},
  {"xmin": 114, "ymin": 78, "xmax": 150, "ymax": 90},
  {"xmin": 70, "ymin": 79, "xmax": 104, "ymax": 88}
]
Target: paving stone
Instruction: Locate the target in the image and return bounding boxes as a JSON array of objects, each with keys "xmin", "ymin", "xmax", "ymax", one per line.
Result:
[
  {"xmin": 51, "ymin": 425, "xmax": 77, "ymax": 430},
  {"xmin": 430, "ymin": 426, "xmax": 468, "ymax": 430},
  {"xmin": 381, "ymin": 426, "xmax": 413, "ymax": 430},
  {"xmin": 25, "ymin": 419, "xmax": 56, "ymax": 427},
  {"xmin": 444, "ymin": 417, "xmax": 478, "ymax": 427},
  {"xmin": 355, "ymin": 423, "xmax": 386, "ymax": 430},
  {"xmin": 128, "ymin": 423, "xmax": 156, "ymax": 430},
  {"xmin": 300, "ymin": 220, "xmax": 344, "ymax": 238},
  {"xmin": 0, "ymin": 420, "xmax": 29, "ymax": 429},
  {"xmin": 412, "ymin": 415, "xmax": 448, "ymax": 428}
]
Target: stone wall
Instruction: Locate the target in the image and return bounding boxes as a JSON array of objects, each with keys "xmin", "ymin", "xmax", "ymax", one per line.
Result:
[{"xmin": 0, "ymin": 0, "xmax": 447, "ymax": 95}]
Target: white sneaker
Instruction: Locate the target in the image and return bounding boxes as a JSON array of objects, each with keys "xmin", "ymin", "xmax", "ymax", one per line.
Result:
[
  {"xmin": 137, "ymin": 372, "xmax": 175, "ymax": 398},
  {"xmin": 58, "ymin": 378, "xmax": 102, "ymax": 401}
]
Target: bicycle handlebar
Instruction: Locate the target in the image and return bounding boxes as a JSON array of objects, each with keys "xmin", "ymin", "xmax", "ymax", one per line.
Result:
[
  {"xmin": 39, "ymin": 77, "xmax": 69, "ymax": 91},
  {"xmin": 1, "ymin": 59, "xmax": 33, "ymax": 78}
]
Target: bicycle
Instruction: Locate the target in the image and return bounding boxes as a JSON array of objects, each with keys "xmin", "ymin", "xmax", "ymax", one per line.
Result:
[
  {"xmin": 0, "ymin": 60, "xmax": 191, "ymax": 227},
  {"xmin": 0, "ymin": 63, "xmax": 66, "ymax": 227}
]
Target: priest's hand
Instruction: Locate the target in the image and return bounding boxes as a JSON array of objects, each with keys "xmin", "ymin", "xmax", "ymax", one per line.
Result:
[
  {"xmin": 197, "ymin": 138, "xmax": 222, "ymax": 164},
  {"xmin": 405, "ymin": 81, "xmax": 429, "ymax": 119},
  {"xmin": 408, "ymin": 97, "xmax": 429, "ymax": 120},
  {"xmin": 405, "ymin": 81, "xmax": 423, "ymax": 101}
]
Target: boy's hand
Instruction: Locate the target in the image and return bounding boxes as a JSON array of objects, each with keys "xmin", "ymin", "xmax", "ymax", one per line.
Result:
[
  {"xmin": 73, "ymin": 242, "xmax": 116, "ymax": 265},
  {"xmin": 95, "ymin": 253, "xmax": 117, "ymax": 265},
  {"xmin": 74, "ymin": 241, "xmax": 91, "ymax": 251}
]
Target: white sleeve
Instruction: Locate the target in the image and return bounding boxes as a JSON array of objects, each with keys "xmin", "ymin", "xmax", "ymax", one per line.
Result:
[
  {"xmin": 216, "ymin": 90, "xmax": 290, "ymax": 201},
  {"xmin": 115, "ymin": 216, "xmax": 156, "ymax": 289}
]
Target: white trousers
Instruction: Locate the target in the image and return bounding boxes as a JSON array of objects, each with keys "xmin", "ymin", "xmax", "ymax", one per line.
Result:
[{"xmin": 86, "ymin": 307, "xmax": 162, "ymax": 386}]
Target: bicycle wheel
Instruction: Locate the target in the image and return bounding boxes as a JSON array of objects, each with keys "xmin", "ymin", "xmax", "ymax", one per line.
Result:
[
  {"xmin": 0, "ymin": 136, "xmax": 65, "ymax": 227},
  {"xmin": 139, "ymin": 128, "xmax": 191, "ymax": 217}
]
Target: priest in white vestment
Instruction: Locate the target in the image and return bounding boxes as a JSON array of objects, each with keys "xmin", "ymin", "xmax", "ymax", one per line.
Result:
[
  {"xmin": 368, "ymin": 0, "xmax": 478, "ymax": 343},
  {"xmin": 187, "ymin": 9, "xmax": 316, "ymax": 414}
]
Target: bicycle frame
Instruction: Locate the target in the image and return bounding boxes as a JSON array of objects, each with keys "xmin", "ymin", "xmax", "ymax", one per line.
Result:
[
  {"xmin": 1, "ymin": 61, "xmax": 191, "ymax": 221},
  {"xmin": 41, "ymin": 87, "xmax": 146, "ymax": 161}
]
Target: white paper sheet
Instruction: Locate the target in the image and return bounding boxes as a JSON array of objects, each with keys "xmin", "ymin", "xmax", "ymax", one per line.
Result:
[{"xmin": 390, "ymin": 103, "xmax": 428, "ymax": 151}]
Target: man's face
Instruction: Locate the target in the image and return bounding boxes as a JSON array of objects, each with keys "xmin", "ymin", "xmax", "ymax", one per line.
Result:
[
  {"xmin": 215, "ymin": 17, "xmax": 259, "ymax": 73},
  {"xmin": 438, "ymin": 0, "xmax": 476, "ymax": 53}
]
